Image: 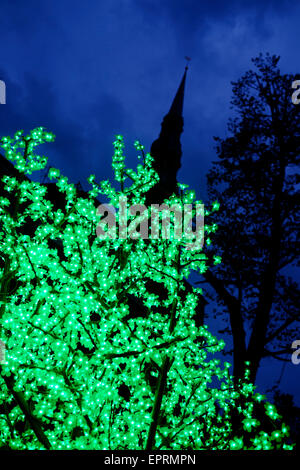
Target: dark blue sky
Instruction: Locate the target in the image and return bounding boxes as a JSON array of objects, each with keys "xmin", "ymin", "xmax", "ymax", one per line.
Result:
[
  {"xmin": 0, "ymin": 0, "xmax": 299, "ymax": 193},
  {"xmin": 0, "ymin": 0, "xmax": 299, "ymax": 405}
]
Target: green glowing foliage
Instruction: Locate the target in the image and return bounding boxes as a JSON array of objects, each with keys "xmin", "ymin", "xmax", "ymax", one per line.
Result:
[{"xmin": 0, "ymin": 129, "xmax": 294, "ymax": 450}]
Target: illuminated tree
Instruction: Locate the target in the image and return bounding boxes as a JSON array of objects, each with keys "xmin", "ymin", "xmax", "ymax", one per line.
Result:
[{"xmin": 0, "ymin": 128, "xmax": 293, "ymax": 450}]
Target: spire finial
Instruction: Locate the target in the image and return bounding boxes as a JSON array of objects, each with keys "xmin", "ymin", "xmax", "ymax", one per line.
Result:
[
  {"xmin": 185, "ymin": 56, "xmax": 191, "ymax": 70},
  {"xmin": 168, "ymin": 63, "xmax": 188, "ymax": 116}
]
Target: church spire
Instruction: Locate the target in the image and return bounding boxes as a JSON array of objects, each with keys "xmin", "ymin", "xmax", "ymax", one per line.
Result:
[
  {"xmin": 147, "ymin": 65, "xmax": 188, "ymax": 203},
  {"xmin": 168, "ymin": 65, "xmax": 188, "ymax": 117}
]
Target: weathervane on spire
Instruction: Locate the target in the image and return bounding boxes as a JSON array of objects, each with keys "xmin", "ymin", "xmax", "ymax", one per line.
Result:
[{"xmin": 185, "ymin": 56, "xmax": 191, "ymax": 70}]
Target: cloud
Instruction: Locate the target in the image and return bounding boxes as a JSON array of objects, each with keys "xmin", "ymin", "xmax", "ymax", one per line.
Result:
[
  {"xmin": 0, "ymin": 70, "xmax": 126, "ymax": 187},
  {"xmin": 0, "ymin": 0, "xmax": 298, "ymax": 198}
]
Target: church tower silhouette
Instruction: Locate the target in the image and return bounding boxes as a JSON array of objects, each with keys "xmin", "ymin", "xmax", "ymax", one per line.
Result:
[
  {"xmin": 147, "ymin": 66, "xmax": 188, "ymax": 203},
  {"xmin": 144, "ymin": 64, "xmax": 206, "ymax": 324}
]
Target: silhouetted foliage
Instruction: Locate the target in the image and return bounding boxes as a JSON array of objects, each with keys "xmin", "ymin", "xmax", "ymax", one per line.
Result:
[{"xmin": 273, "ymin": 389, "xmax": 300, "ymax": 448}]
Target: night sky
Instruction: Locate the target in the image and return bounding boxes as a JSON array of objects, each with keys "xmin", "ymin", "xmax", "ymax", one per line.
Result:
[{"xmin": 0, "ymin": 1, "xmax": 299, "ymax": 404}]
